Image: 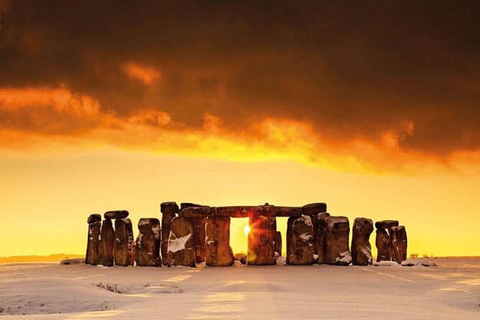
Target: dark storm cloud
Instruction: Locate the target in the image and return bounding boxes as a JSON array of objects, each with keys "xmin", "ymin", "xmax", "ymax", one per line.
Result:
[{"xmin": 0, "ymin": 0, "xmax": 479, "ymax": 156}]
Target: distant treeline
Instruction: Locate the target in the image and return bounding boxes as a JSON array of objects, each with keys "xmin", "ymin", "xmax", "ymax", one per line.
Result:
[{"xmin": 0, "ymin": 254, "xmax": 83, "ymax": 263}]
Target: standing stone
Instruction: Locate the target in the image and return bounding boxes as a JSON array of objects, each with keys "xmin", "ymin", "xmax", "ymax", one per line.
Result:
[
  {"xmin": 86, "ymin": 214, "xmax": 101, "ymax": 265},
  {"xmin": 248, "ymin": 215, "xmax": 276, "ymax": 265},
  {"xmin": 286, "ymin": 216, "xmax": 314, "ymax": 265},
  {"xmin": 193, "ymin": 217, "xmax": 207, "ymax": 263},
  {"xmin": 114, "ymin": 218, "xmax": 135, "ymax": 266},
  {"xmin": 316, "ymin": 212, "xmax": 330, "ymax": 264},
  {"xmin": 136, "ymin": 218, "xmax": 161, "ymax": 267},
  {"xmin": 180, "ymin": 203, "xmax": 208, "ymax": 264},
  {"xmin": 167, "ymin": 217, "xmax": 196, "ymax": 267},
  {"xmin": 205, "ymin": 217, "xmax": 234, "ymax": 266},
  {"xmin": 325, "ymin": 216, "xmax": 351, "ymax": 266},
  {"xmin": 375, "ymin": 228, "xmax": 391, "ymax": 262},
  {"xmin": 161, "ymin": 202, "xmax": 179, "ymax": 265},
  {"xmin": 390, "ymin": 226, "xmax": 407, "ymax": 263},
  {"xmin": 99, "ymin": 218, "xmax": 115, "ymax": 267},
  {"xmin": 351, "ymin": 218, "xmax": 374, "ymax": 266},
  {"xmin": 274, "ymin": 231, "xmax": 282, "ymax": 256}
]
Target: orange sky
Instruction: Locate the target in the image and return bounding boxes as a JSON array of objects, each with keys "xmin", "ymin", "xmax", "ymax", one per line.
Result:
[{"xmin": 0, "ymin": 1, "xmax": 479, "ymax": 257}]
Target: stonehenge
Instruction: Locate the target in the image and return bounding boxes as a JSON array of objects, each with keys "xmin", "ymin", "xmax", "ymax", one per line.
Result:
[
  {"xmin": 248, "ymin": 214, "xmax": 276, "ymax": 265},
  {"xmin": 167, "ymin": 217, "xmax": 196, "ymax": 267},
  {"xmin": 114, "ymin": 218, "xmax": 135, "ymax": 266},
  {"xmin": 375, "ymin": 220, "xmax": 408, "ymax": 264},
  {"xmin": 206, "ymin": 216, "xmax": 235, "ymax": 266},
  {"xmin": 324, "ymin": 216, "xmax": 351, "ymax": 266},
  {"xmin": 85, "ymin": 202, "xmax": 408, "ymax": 268},
  {"xmin": 286, "ymin": 216, "xmax": 314, "ymax": 265},
  {"xmin": 160, "ymin": 202, "xmax": 179, "ymax": 265},
  {"xmin": 99, "ymin": 218, "xmax": 115, "ymax": 266},
  {"xmin": 136, "ymin": 218, "xmax": 161, "ymax": 267},
  {"xmin": 351, "ymin": 218, "xmax": 374, "ymax": 266},
  {"xmin": 86, "ymin": 214, "xmax": 101, "ymax": 265}
]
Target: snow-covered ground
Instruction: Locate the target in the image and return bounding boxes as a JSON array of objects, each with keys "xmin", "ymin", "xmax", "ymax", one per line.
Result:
[{"xmin": 1, "ymin": 258, "xmax": 479, "ymax": 319}]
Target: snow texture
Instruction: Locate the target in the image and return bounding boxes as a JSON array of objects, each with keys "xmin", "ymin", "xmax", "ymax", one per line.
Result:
[
  {"xmin": 298, "ymin": 233, "xmax": 313, "ymax": 242},
  {"xmin": 335, "ymin": 251, "xmax": 352, "ymax": 264},
  {"xmin": 168, "ymin": 233, "xmax": 192, "ymax": 253},
  {"xmin": 0, "ymin": 258, "xmax": 479, "ymax": 319}
]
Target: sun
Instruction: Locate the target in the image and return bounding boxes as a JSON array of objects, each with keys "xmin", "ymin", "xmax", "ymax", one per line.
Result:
[{"xmin": 243, "ymin": 225, "xmax": 251, "ymax": 235}]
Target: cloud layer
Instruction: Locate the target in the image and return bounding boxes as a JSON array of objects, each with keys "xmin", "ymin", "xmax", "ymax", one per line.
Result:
[{"xmin": 0, "ymin": 1, "xmax": 479, "ymax": 172}]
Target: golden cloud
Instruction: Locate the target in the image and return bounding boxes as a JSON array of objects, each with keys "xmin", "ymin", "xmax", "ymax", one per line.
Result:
[
  {"xmin": 119, "ymin": 62, "xmax": 160, "ymax": 85},
  {"xmin": 0, "ymin": 86, "xmax": 476, "ymax": 175}
]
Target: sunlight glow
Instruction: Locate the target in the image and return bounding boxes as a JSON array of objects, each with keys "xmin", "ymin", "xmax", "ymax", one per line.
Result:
[{"xmin": 243, "ymin": 225, "xmax": 250, "ymax": 235}]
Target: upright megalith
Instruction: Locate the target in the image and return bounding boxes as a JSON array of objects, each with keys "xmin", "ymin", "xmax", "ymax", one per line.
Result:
[
  {"xmin": 114, "ymin": 218, "xmax": 135, "ymax": 266},
  {"xmin": 160, "ymin": 202, "xmax": 179, "ymax": 265},
  {"xmin": 248, "ymin": 215, "xmax": 276, "ymax": 265},
  {"xmin": 316, "ymin": 212, "xmax": 330, "ymax": 264},
  {"xmin": 325, "ymin": 216, "xmax": 351, "ymax": 266},
  {"xmin": 136, "ymin": 218, "xmax": 161, "ymax": 267},
  {"xmin": 375, "ymin": 220, "xmax": 399, "ymax": 262},
  {"xmin": 390, "ymin": 226, "xmax": 407, "ymax": 263},
  {"xmin": 351, "ymin": 218, "xmax": 374, "ymax": 266},
  {"xmin": 99, "ymin": 218, "xmax": 115, "ymax": 267},
  {"xmin": 86, "ymin": 214, "xmax": 101, "ymax": 265},
  {"xmin": 167, "ymin": 217, "xmax": 196, "ymax": 267},
  {"xmin": 180, "ymin": 203, "xmax": 208, "ymax": 264},
  {"xmin": 205, "ymin": 216, "xmax": 234, "ymax": 266},
  {"xmin": 274, "ymin": 231, "xmax": 282, "ymax": 257},
  {"xmin": 287, "ymin": 216, "xmax": 314, "ymax": 265}
]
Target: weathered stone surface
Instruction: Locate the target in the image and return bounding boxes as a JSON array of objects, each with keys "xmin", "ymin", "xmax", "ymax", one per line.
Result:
[
  {"xmin": 325, "ymin": 216, "xmax": 351, "ymax": 266},
  {"xmin": 87, "ymin": 213, "xmax": 101, "ymax": 224},
  {"xmin": 274, "ymin": 231, "xmax": 282, "ymax": 256},
  {"xmin": 205, "ymin": 217, "xmax": 234, "ymax": 266},
  {"xmin": 270, "ymin": 206, "xmax": 303, "ymax": 217},
  {"xmin": 86, "ymin": 214, "xmax": 101, "ymax": 265},
  {"xmin": 167, "ymin": 217, "xmax": 196, "ymax": 267},
  {"xmin": 161, "ymin": 202, "xmax": 178, "ymax": 265},
  {"xmin": 104, "ymin": 210, "xmax": 129, "ymax": 220},
  {"xmin": 193, "ymin": 217, "xmax": 207, "ymax": 263},
  {"xmin": 287, "ymin": 216, "xmax": 314, "ymax": 265},
  {"xmin": 247, "ymin": 215, "xmax": 276, "ymax": 265},
  {"xmin": 375, "ymin": 228, "xmax": 391, "ymax": 262},
  {"xmin": 375, "ymin": 220, "xmax": 399, "ymax": 229},
  {"xmin": 302, "ymin": 203, "xmax": 328, "ymax": 216},
  {"xmin": 351, "ymin": 218, "xmax": 374, "ymax": 266},
  {"xmin": 180, "ymin": 206, "xmax": 216, "ymax": 218},
  {"xmin": 390, "ymin": 226, "xmax": 407, "ymax": 263},
  {"xmin": 136, "ymin": 218, "xmax": 161, "ymax": 267},
  {"xmin": 114, "ymin": 218, "xmax": 135, "ymax": 266},
  {"xmin": 216, "ymin": 206, "xmax": 255, "ymax": 218},
  {"xmin": 315, "ymin": 212, "xmax": 330, "ymax": 264},
  {"xmin": 99, "ymin": 219, "xmax": 114, "ymax": 266},
  {"xmin": 180, "ymin": 203, "xmax": 208, "ymax": 210}
]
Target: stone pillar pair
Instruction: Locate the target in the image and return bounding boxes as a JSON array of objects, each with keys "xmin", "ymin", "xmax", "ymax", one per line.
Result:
[
  {"xmin": 248, "ymin": 215, "xmax": 276, "ymax": 265},
  {"xmin": 375, "ymin": 220, "xmax": 407, "ymax": 263}
]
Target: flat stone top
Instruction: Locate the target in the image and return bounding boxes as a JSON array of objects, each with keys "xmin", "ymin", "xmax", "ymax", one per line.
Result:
[
  {"xmin": 160, "ymin": 202, "xmax": 179, "ymax": 213},
  {"xmin": 302, "ymin": 203, "xmax": 328, "ymax": 215},
  {"xmin": 104, "ymin": 210, "xmax": 129, "ymax": 220},
  {"xmin": 180, "ymin": 203, "xmax": 208, "ymax": 210},
  {"xmin": 326, "ymin": 216, "xmax": 350, "ymax": 232},
  {"xmin": 87, "ymin": 214, "xmax": 101, "ymax": 223},
  {"xmin": 375, "ymin": 220, "xmax": 399, "ymax": 229}
]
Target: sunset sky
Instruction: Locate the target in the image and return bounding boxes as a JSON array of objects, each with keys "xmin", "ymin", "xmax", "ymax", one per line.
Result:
[{"xmin": 0, "ymin": 1, "xmax": 479, "ymax": 257}]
